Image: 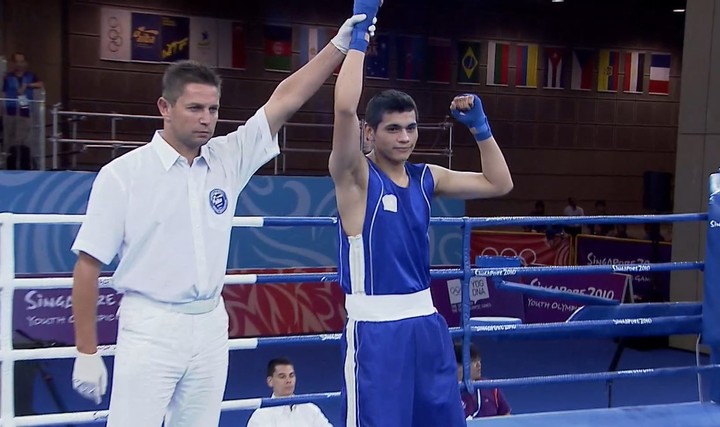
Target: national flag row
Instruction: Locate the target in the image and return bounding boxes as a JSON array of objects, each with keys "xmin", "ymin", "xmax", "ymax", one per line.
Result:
[
  {"xmin": 458, "ymin": 42, "xmax": 671, "ymax": 95},
  {"xmin": 322, "ymin": 32, "xmax": 673, "ymax": 96},
  {"xmin": 98, "ymin": 8, "xmax": 671, "ymax": 95},
  {"xmin": 308, "ymin": 32, "xmax": 672, "ymax": 96}
]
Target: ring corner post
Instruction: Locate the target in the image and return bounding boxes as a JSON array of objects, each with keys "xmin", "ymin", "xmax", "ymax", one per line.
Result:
[
  {"xmin": 703, "ymin": 171, "xmax": 720, "ymax": 403},
  {"xmin": 470, "ymin": 253, "xmax": 523, "ymax": 395},
  {"xmin": 0, "ymin": 214, "xmax": 17, "ymax": 426},
  {"xmin": 461, "ymin": 218, "xmax": 473, "ymax": 393}
]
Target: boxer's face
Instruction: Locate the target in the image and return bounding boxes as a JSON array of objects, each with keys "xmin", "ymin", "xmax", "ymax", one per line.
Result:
[
  {"xmin": 366, "ymin": 110, "xmax": 418, "ymax": 163},
  {"xmin": 267, "ymin": 364, "xmax": 296, "ymax": 397}
]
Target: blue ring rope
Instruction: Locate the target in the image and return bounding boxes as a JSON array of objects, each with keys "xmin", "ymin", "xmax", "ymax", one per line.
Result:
[
  {"xmin": 253, "ymin": 268, "xmax": 466, "ymax": 284},
  {"xmin": 472, "ymin": 262, "xmax": 703, "ymax": 278},
  {"xmin": 470, "ymin": 315, "xmax": 702, "ymax": 339},
  {"xmin": 247, "ymin": 315, "xmax": 701, "ymax": 348},
  {"xmin": 257, "ymin": 212, "xmax": 706, "ymax": 228},
  {"xmin": 466, "ymin": 212, "xmax": 706, "ymax": 227},
  {"xmin": 252, "ymin": 262, "xmax": 702, "ymax": 284},
  {"xmin": 474, "ymin": 365, "xmax": 720, "ymax": 389}
]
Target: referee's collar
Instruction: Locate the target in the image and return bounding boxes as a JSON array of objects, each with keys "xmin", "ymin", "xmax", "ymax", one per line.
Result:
[{"xmin": 151, "ymin": 130, "xmax": 211, "ymax": 171}]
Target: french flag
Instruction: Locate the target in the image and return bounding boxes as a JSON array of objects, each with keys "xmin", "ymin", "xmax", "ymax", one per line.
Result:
[{"xmin": 649, "ymin": 53, "xmax": 671, "ymax": 95}]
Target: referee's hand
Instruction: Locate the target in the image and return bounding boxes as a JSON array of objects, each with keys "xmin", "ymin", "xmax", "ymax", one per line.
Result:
[{"xmin": 72, "ymin": 350, "xmax": 108, "ymax": 404}]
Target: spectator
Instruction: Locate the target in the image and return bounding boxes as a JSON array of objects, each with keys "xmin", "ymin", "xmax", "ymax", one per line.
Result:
[
  {"xmin": 609, "ymin": 223, "xmax": 629, "ymax": 239},
  {"xmin": 2, "ymin": 52, "xmax": 43, "ymax": 169},
  {"xmin": 563, "ymin": 197, "xmax": 584, "ymax": 236},
  {"xmin": 247, "ymin": 358, "xmax": 332, "ymax": 426},
  {"xmin": 644, "ymin": 223, "xmax": 665, "ymax": 242},
  {"xmin": 524, "ymin": 200, "xmax": 546, "ymax": 233},
  {"xmin": 590, "ymin": 200, "xmax": 613, "ymax": 236},
  {"xmin": 454, "ymin": 342, "xmax": 511, "ymax": 419}
]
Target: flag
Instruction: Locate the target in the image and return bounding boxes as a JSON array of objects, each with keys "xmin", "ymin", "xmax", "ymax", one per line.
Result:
[
  {"xmin": 515, "ymin": 43, "xmax": 538, "ymax": 88},
  {"xmin": 217, "ymin": 21, "xmax": 246, "ymax": 69},
  {"xmin": 130, "ymin": 12, "xmax": 162, "ymax": 62},
  {"xmin": 189, "ymin": 17, "xmax": 218, "ymax": 66},
  {"xmin": 649, "ymin": 53, "xmax": 671, "ymax": 95},
  {"xmin": 299, "ymin": 26, "xmax": 329, "ymax": 66},
  {"xmin": 457, "ymin": 40, "xmax": 481, "ymax": 85},
  {"xmin": 396, "ymin": 35, "xmax": 426, "ymax": 81},
  {"xmin": 263, "ymin": 25, "xmax": 292, "ymax": 72},
  {"xmin": 426, "ymin": 37, "xmax": 451, "ymax": 84},
  {"xmin": 544, "ymin": 47, "xmax": 565, "ymax": 89},
  {"xmin": 597, "ymin": 49, "xmax": 620, "ymax": 92},
  {"xmin": 487, "ymin": 41, "xmax": 510, "ymax": 86},
  {"xmin": 365, "ymin": 35, "xmax": 389, "ymax": 79},
  {"xmin": 623, "ymin": 51, "xmax": 645, "ymax": 93},
  {"xmin": 160, "ymin": 15, "xmax": 190, "ymax": 62},
  {"xmin": 571, "ymin": 49, "xmax": 594, "ymax": 91},
  {"xmin": 99, "ymin": 7, "xmax": 132, "ymax": 61}
]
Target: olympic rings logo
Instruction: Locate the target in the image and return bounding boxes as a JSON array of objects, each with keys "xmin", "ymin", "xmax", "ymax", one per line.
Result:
[
  {"xmin": 107, "ymin": 16, "xmax": 123, "ymax": 53},
  {"xmin": 480, "ymin": 247, "xmax": 538, "ymax": 265}
]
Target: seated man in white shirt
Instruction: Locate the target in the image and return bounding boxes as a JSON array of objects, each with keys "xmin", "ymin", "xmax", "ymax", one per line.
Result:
[
  {"xmin": 247, "ymin": 358, "xmax": 333, "ymax": 427},
  {"xmin": 563, "ymin": 197, "xmax": 585, "ymax": 236}
]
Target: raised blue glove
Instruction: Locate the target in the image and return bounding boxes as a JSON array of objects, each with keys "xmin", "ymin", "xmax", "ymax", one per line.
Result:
[
  {"xmin": 450, "ymin": 94, "xmax": 492, "ymax": 142},
  {"xmin": 349, "ymin": 0, "xmax": 382, "ymax": 52}
]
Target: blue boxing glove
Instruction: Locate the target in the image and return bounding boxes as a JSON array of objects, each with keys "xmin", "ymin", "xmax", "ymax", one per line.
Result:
[
  {"xmin": 450, "ymin": 94, "xmax": 492, "ymax": 142},
  {"xmin": 349, "ymin": 0, "xmax": 382, "ymax": 52}
]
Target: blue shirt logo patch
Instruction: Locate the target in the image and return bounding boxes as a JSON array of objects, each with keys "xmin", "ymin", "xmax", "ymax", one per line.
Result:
[{"xmin": 209, "ymin": 188, "xmax": 228, "ymax": 214}]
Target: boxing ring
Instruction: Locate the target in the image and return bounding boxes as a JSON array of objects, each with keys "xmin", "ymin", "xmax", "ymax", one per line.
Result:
[{"xmin": 2, "ymin": 174, "xmax": 720, "ymax": 425}]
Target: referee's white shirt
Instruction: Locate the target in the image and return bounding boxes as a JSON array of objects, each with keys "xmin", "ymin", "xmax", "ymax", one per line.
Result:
[
  {"xmin": 71, "ymin": 107, "xmax": 279, "ymax": 303},
  {"xmin": 246, "ymin": 398, "xmax": 333, "ymax": 427}
]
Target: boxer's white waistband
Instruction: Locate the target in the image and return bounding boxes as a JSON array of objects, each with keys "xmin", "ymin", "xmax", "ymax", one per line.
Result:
[{"xmin": 344, "ymin": 288, "xmax": 436, "ymax": 322}]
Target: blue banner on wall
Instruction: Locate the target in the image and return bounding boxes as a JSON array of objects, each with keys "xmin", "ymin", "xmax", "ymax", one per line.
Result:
[
  {"xmin": 131, "ymin": 12, "xmax": 163, "ymax": 62},
  {"xmin": 0, "ymin": 171, "xmax": 464, "ymax": 274}
]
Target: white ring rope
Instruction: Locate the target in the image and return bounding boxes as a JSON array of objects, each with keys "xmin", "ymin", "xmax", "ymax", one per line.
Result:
[
  {"xmin": 0, "ymin": 213, "xmax": 266, "ymax": 228},
  {"xmin": 10, "ymin": 274, "xmax": 259, "ymax": 289},
  {"xmin": 0, "ymin": 213, "xmax": 304, "ymax": 426}
]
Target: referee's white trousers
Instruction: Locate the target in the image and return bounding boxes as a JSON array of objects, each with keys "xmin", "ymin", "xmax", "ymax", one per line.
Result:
[{"xmin": 106, "ymin": 294, "xmax": 229, "ymax": 427}]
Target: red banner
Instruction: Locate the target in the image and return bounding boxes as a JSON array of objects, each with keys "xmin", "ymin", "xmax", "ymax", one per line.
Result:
[
  {"xmin": 470, "ymin": 231, "xmax": 571, "ymax": 266},
  {"xmin": 223, "ymin": 232, "xmax": 573, "ymax": 337},
  {"xmin": 222, "ymin": 267, "xmax": 346, "ymax": 338}
]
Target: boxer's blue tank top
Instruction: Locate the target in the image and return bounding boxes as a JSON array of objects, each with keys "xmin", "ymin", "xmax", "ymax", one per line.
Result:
[{"xmin": 338, "ymin": 159, "xmax": 435, "ymax": 295}]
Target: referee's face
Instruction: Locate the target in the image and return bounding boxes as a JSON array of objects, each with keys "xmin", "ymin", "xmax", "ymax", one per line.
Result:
[{"xmin": 163, "ymin": 82, "xmax": 220, "ymax": 153}]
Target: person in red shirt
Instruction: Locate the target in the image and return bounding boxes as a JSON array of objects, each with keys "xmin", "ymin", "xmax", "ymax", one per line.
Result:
[{"xmin": 454, "ymin": 342, "xmax": 511, "ymax": 419}]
